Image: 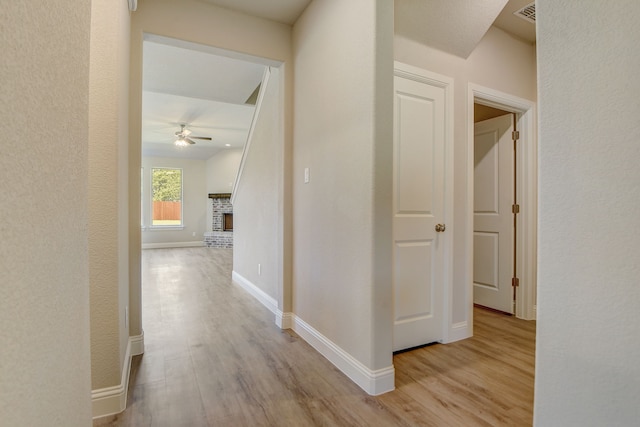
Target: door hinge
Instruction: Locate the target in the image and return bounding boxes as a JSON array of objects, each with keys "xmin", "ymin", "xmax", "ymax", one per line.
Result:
[
  {"xmin": 512, "ymin": 277, "xmax": 520, "ymax": 287},
  {"xmin": 512, "ymin": 130, "xmax": 520, "ymax": 141},
  {"xmin": 512, "ymin": 204, "xmax": 520, "ymax": 214}
]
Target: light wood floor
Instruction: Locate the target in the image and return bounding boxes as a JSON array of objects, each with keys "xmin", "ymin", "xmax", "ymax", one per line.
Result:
[{"xmin": 94, "ymin": 247, "xmax": 535, "ymax": 427}]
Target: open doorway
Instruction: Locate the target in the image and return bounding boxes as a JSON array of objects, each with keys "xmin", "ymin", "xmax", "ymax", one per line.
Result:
[
  {"xmin": 469, "ymin": 86, "xmax": 537, "ymax": 320},
  {"xmin": 473, "ymin": 104, "xmax": 515, "ymax": 314},
  {"xmin": 140, "ymin": 35, "xmax": 265, "ymax": 251},
  {"xmin": 137, "ymin": 33, "xmax": 289, "ymax": 333}
]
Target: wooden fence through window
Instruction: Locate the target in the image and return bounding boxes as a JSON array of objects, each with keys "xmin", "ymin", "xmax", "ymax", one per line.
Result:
[{"xmin": 153, "ymin": 201, "xmax": 181, "ymax": 220}]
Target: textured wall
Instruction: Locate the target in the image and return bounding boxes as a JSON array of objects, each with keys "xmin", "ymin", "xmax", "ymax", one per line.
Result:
[
  {"xmin": 0, "ymin": 1, "xmax": 93, "ymax": 425},
  {"xmin": 394, "ymin": 26, "xmax": 537, "ymax": 325},
  {"xmin": 89, "ymin": 0, "xmax": 131, "ymax": 391},
  {"xmin": 534, "ymin": 0, "xmax": 640, "ymax": 425},
  {"xmin": 233, "ymin": 68, "xmax": 281, "ymax": 300},
  {"xmin": 292, "ymin": 0, "xmax": 394, "ymax": 371}
]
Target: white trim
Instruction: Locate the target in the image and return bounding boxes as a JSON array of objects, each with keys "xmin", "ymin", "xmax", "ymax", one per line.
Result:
[
  {"xmin": 276, "ymin": 311, "xmax": 293, "ymax": 329},
  {"xmin": 467, "ymin": 83, "xmax": 537, "ymax": 321},
  {"xmin": 231, "ymin": 67, "xmax": 271, "ymax": 205},
  {"xmin": 231, "ymin": 272, "xmax": 394, "ymax": 395},
  {"xmin": 393, "ymin": 62, "xmax": 456, "ymax": 345},
  {"xmin": 232, "ymin": 270, "xmax": 278, "ymax": 315},
  {"xmin": 147, "ymin": 225, "xmax": 185, "ymax": 231},
  {"xmin": 130, "ymin": 331, "xmax": 144, "ymax": 356},
  {"xmin": 142, "ymin": 241, "xmax": 204, "ymax": 249},
  {"xmin": 92, "ymin": 339, "xmax": 132, "ymax": 419},
  {"xmin": 293, "ymin": 315, "xmax": 395, "ymax": 396}
]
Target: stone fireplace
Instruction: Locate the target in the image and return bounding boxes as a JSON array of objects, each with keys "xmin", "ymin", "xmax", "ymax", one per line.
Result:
[{"xmin": 204, "ymin": 193, "xmax": 233, "ymax": 248}]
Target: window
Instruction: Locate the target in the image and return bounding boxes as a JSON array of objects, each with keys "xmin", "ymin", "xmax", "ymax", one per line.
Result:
[{"xmin": 151, "ymin": 168, "xmax": 183, "ymax": 227}]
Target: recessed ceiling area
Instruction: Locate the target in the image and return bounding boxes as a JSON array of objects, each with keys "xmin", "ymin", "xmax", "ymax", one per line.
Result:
[{"xmin": 142, "ymin": 36, "xmax": 266, "ymax": 160}]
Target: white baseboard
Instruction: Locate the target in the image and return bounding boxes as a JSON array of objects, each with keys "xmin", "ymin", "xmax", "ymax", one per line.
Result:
[
  {"xmin": 130, "ymin": 331, "xmax": 144, "ymax": 356},
  {"xmin": 276, "ymin": 310, "xmax": 294, "ymax": 329},
  {"xmin": 232, "ymin": 271, "xmax": 279, "ymax": 315},
  {"xmin": 92, "ymin": 340, "xmax": 132, "ymax": 418},
  {"xmin": 231, "ymin": 271, "xmax": 395, "ymax": 395},
  {"xmin": 91, "ymin": 332, "xmax": 145, "ymax": 419},
  {"xmin": 292, "ymin": 315, "xmax": 395, "ymax": 396},
  {"xmin": 444, "ymin": 321, "xmax": 471, "ymax": 343},
  {"xmin": 142, "ymin": 241, "xmax": 204, "ymax": 249}
]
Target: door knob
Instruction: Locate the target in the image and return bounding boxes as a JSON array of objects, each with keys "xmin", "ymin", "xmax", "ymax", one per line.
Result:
[{"xmin": 435, "ymin": 224, "xmax": 446, "ymax": 232}]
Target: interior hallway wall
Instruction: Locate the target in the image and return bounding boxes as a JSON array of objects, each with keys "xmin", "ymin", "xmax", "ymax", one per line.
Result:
[
  {"xmin": 535, "ymin": 0, "xmax": 640, "ymax": 424},
  {"xmin": 89, "ymin": 0, "xmax": 132, "ymax": 393},
  {"xmin": 0, "ymin": 1, "xmax": 93, "ymax": 424},
  {"xmin": 233, "ymin": 68, "xmax": 282, "ymax": 301},
  {"xmin": 394, "ymin": 25, "xmax": 537, "ymax": 326},
  {"xmin": 292, "ymin": 0, "xmax": 394, "ymax": 374}
]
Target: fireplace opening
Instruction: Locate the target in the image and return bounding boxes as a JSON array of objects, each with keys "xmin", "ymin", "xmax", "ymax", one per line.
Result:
[{"xmin": 223, "ymin": 213, "xmax": 233, "ymax": 231}]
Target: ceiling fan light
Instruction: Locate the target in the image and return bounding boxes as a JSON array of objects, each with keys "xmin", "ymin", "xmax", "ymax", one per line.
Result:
[{"xmin": 175, "ymin": 137, "xmax": 189, "ymax": 147}]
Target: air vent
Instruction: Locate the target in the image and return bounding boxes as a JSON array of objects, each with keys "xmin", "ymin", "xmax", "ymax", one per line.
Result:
[{"xmin": 514, "ymin": 2, "xmax": 535, "ymax": 24}]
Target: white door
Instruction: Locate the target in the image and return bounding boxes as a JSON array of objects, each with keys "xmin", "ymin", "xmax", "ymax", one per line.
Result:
[
  {"xmin": 392, "ymin": 72, "xmax": 446, "ymax": 352},
  {"xmin": 473, "ymin": 114, "xmax": 514, "ymax": 314}
]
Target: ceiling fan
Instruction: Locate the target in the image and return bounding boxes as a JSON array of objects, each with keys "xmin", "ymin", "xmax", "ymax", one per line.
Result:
[{"xmin": 174, "ymin": 124, "xmax": 212, "ymax": 147}]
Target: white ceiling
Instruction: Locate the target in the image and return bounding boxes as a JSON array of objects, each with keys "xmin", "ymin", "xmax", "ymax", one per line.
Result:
[
  {"xmin": 142, "ymin": 37, "xmax": 265, "ymax": 160},
  {"xmin": 493, "ymin": 0, "xmax": 537, "ymax": 44},
  {"xmin": 395, "ymin": 0, "xmax": 510, "ymax": 59}
]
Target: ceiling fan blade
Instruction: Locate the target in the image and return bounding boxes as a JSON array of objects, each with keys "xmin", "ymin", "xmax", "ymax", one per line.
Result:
[
  {"xmin": 190, "ymin": 136, "xmax": 212, "ymax": 141},
  {"xmin": 185, "ymin": 137, "xmax": 197, "ymax": 145}
]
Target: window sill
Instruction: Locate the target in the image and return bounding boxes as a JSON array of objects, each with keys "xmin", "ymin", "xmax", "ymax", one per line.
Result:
[{"xmin": 147, "ymin": 225, "xmax": 185, "ymax": 231}]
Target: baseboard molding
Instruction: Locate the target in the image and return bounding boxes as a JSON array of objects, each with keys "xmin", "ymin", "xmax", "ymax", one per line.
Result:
[
  {"xmin": 276, "ymin": 310, "xmax": 294, "ymax": 329},
  {"xmin": 91, "ymin": 332, "xmax": 145, "ymax": 419},
  {"xmin": 444, "ymin": 321, "xmax": 471, "ymax": 343},
  {"xmin": 232, "ymin": 271, "xmax": 278, "ymax": 315},
  {"xmin": 92, "ymin": 339, "xmax": 132, "ymax": 419},
  {"xmin": 130, "ymin": 331, "xmax": 144, "ymax": 356},
  {"xmin": 142, "ymin": 241, "xmax": 204, "ymax": 249},
  {"xmin": 231, "ymin": 271, "xmax": 394, "ymax": 395},
  {"xmin": 292, "ymin": 315, "xmax": 395, "ymax": 396}
]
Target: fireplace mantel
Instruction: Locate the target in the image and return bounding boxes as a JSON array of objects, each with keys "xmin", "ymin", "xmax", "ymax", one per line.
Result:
[{"xmin": 208, "ymin": 193, "xmax": 231, "ymax": 199}]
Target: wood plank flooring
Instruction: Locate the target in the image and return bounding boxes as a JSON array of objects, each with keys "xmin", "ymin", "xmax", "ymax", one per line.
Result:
[{"xmin": 94, "ymin": 247, "xmax": 535, "ymax": 427}]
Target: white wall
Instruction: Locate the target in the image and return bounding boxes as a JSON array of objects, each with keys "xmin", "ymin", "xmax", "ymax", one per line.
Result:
[
  {"xmin": 142, "ymin": 156, "xmax": 207, "ymax": 245},
  {"xmin": 292, "ymin": 0, "xmax": 394, "ymax": 373},
  {"xmin": 233, "ymin": 69, "xmax": 281, "ymax": 300},
  {"xmin": 534, "ymin": 1, "xmax": 640, "ymax": 425},
  {"xmin": 89, "ymin": 0, "xmax": 132, "ymax": 395},
  {"xmin": 394, "ymin": 26, "xmax": 537, "ymax": 325},
  {"xmin": 206, "ymin": 148, "xmax": 242, "ymax": 231},
  {"xmin": 0, "ymin": 1, "xmax": 93, "ymax": 425}
]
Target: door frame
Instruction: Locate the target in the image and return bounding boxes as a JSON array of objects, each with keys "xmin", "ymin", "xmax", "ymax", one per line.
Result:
[{"xmin": 467, "ymin": 84, "xmax": 537, "ymax": 320}]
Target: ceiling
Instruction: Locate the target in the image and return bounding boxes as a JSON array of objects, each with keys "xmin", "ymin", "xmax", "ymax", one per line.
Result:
[
  {"xmin": 395, "ymin": 0, "xmax": 535, "ymax": 58},
  {"xmin": 493, "ymin": 0, "xmax": 536, "ymax": 43},
  {"xmin": 143, "ymin": 1, "xmax": 535, "ymax": 160},
  {"xmin": 142, "ymin": 36, "xmax": 265, "ymax": 160}
]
